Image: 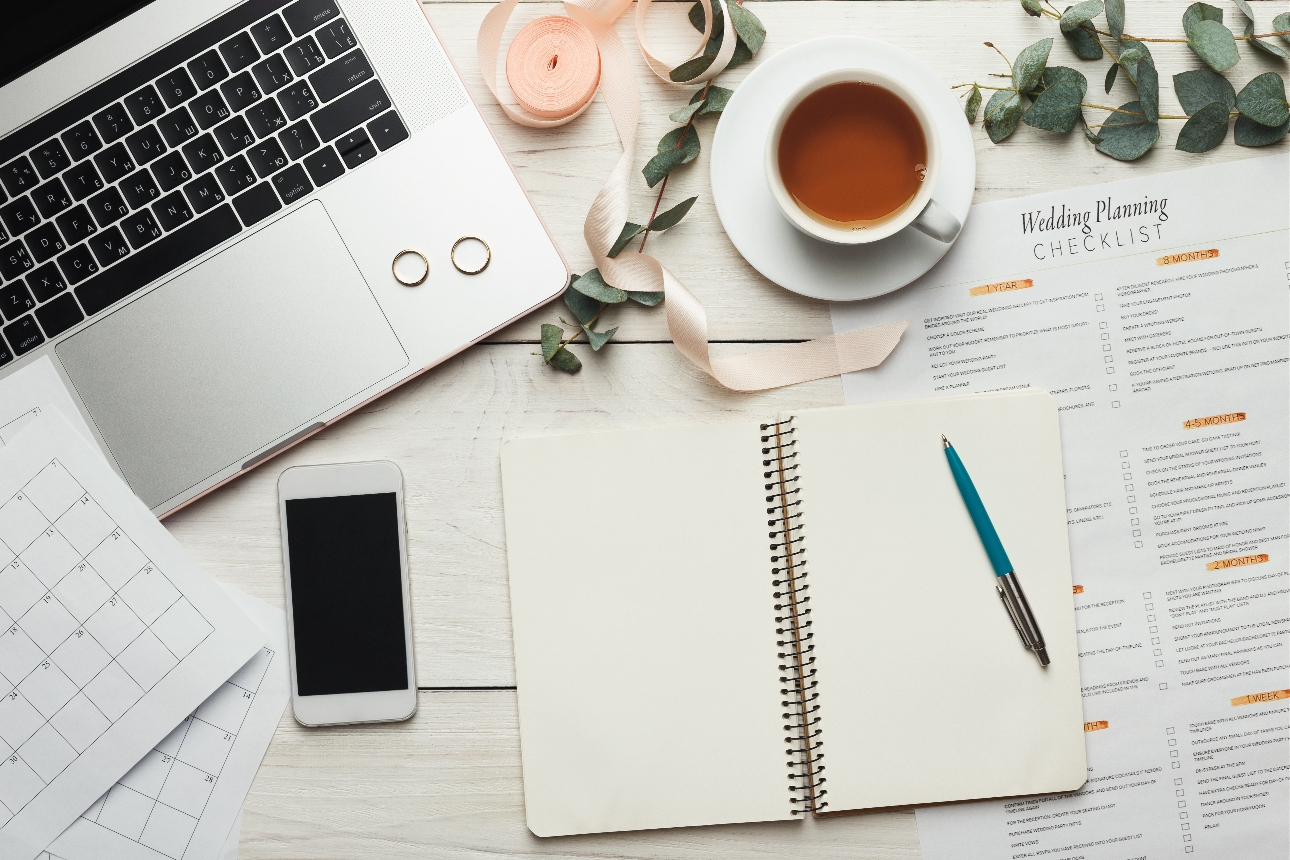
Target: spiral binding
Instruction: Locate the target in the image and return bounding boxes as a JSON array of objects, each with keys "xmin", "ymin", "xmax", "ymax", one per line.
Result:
[{"xmin": 760, "ymin": 417, "xmax": 826, "ymax": 815}]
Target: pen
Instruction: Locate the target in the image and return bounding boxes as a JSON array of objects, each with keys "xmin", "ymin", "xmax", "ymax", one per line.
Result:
[{"xmin": 942, "ymin": 435, "xmax": 1050, "ymax": 667}]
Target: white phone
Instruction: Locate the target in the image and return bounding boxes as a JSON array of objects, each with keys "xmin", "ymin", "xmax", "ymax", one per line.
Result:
[{"xmin": 278, "ymin": 461, "xmax": 417, "ymax": 726}]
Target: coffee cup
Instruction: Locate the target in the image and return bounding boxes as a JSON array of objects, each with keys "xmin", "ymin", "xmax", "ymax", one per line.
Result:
[{"xmin": 765, "ymin": 68, "xmax": 961, "ymax": 245}]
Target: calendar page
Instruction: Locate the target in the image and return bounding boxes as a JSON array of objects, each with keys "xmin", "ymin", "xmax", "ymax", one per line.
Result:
[{"xmin": 0, "ymin": 412, "xmax": 264, "ymax": 860}]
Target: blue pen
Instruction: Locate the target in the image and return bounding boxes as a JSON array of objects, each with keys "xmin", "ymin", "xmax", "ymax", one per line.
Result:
[{"xmin": 943, "ymin": 435, "xmax": 1050, "ymax": 667}]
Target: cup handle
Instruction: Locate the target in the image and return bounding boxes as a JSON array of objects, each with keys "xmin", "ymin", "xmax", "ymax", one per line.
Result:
[{"xmin": 911, "ymin": 199, "xmax": 962, "ymax": 243}]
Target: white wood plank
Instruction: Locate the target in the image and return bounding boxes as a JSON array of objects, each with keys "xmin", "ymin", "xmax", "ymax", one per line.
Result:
[{"xmin": 240, "ymin": 691, "xmax": 920, "ymax": 859}]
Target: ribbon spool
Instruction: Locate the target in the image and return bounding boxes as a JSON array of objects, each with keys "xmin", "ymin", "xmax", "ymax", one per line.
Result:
[{"xmin": 505, "ymin": 16, "xmax": 601, "ymax": 121}]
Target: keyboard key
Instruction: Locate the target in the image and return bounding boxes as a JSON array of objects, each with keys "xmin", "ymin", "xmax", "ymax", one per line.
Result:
[
  {"xmin": 3, "ymin": 315, "xmax": 43, "ymax": 355},
  {"xmin": 91, "ymin": 103, "xmax": 134, "ymax": 144},
  {"xmin": 25, "ymin": 223, "xmax": 65, "ymax": 263},
  {"xmin": 0, "ymin": 240, "xmax": 34, "ymax": 279},
  {"xmin": 121, "ymin": 171, "xmax": 162, "ymax": 209},
  {"xmin": 0, "ymin": 332, "xmax": 11, "ymax": 364},
  {"xmin": 26, "ymin": 262, "xmax": 67, "ymax": 302},
  {"xmin": 188, "ymin": 50, "xmax": 230, "ymax": 90},
  {"xmin": 336, "ymin": 129, "xmax": 376, "ymax": 169},
  {"xmin": 246, "ymin": 100, "xmax": 288, "ymax": 138},
  {"xmin": 220, "ymin": 72, "xmax": 262, "ymax": 115},
  {"xmin": 271, "ymin": 164, "xmax": 312, "ymax": 204},
  {"xmin": 219, "ymin": 31, "xmax": 261, "ymax": 72},
  {"xmin": 246, "ymin": 139, "xmax": 289, "ymax": 178},
  {"xmin": 31, "ymin": 140, "xmax": 71, "ymax": 179},
  {"xmin": 182, "ymin": 134, "xmax": 225, "ymax": 173},
  {"xmin": 56, "ymin": 205, "xmax": 97, "ymax": 243},
  {"xmin": 283, "ymin": 36, "xmax": 326, "ymax": 76},
  {"xmin": 124, "ymin": 85, "xmax": 165, "ymax": 124},
  {"xmin": 0, "ymin": 281, "xmax": 35, "ymax": 321},
  {"xmin": 252, "ymin": 54, "xmax": 294, "ymax": 95},
  {"xmin": 184, "ymin": 173, "xmax": 226, "ymax": 215},
  {"xmin": 87, "ymin": 187, "xmax": 130, "ymax": 228},
  {"xmin": 125, "ymin": 125, "xmax": 167, "ymax": 165},
  {"xmin": 153, "ymin": 191, "xmax": 193, "ymax": 231},
  {"xmin": 64, "ymin": 161, "xmax": 104, "ymax": 201},
  {"xmin": 312, "ymin": 80, "xmax": 391, "ymax": 142},
  {"xmin": 278, "ymin": 120, "xmax": 320, "ymax": 161},
  {"xmin": 303, "ymin": 145, "xmax": 344, "ymax": 186},
  {"xmin": 158, "ymin": 107, "xmax": 200, "ymax": 147},
  {"xmin": 93, "ymin": 143, "xmax": 135, "ymax": 184},
  {"xmin": 285, "ymin": 0, "xmax": 339, "ymax": 36},
  {"xmin": 190, "ymin": 90, "xmax": 232, "ymax": 130},
  {"xmin": 213, "ymin": 117, "xmax": 257, "ymax": 157},
  {"xmin": 367, "ymin": 112, "xmax": 408, "ymax": 151},
  {"xmin": 316, "ymin": 19, "xmax": 356, "ymax": 58},
  {"xmin": 120, "ymin": 209, "xmax": 163, "ymax": 250},
  {"xmin": 61, "ymin": 121, "xmax": 103, "ymax": 161},
  {"xmin": 278, "ymin": 81, "xmax": 319, "ymax": 121},
  {"xmin": 1, "ymin": 196, "xmax": 40, "ymax": 235},
  {"xmin": 88, "ymin": 226, "xmax": 131, "ymax": 267},
  {"xmin": 213, "ymin": 156, "xmax": 257, "ymax": 196},
  {"xmin": 151, "ymin": 152, "xmax": 193, "ymax": 192},
  {"xmin": 32, "ymin": 178, "xmax": 72, "ymax": 219},
  {"xmin": 251, "ymin": 14, "xmax": 292, "ymax": 54},
  {"xmin": 1, "ymin": 157, "xmax": 38, "ymax": 197},
  {"xmin": 35, "ymin": 293, "xmax": 84, "ymax": 338},
  {"xmin": 76, "ymin": 205, "xmax": 240, "ymax": 315},
  {"xmin": 231, "ymin": 182, "xmax": 281, "ymax": 227},
  {"xmin": 156, "ymin": 67, "xmax": 198, "ymax": 109},
  {"xmin": 57, "ymin": 243, "xmax": 99, "ymax": 284},
  {"xmin": 311, "ymin": 49, "xmax": 373, "ymax": 102}
]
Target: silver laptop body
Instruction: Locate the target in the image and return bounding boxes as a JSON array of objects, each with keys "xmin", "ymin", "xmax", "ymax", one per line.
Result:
[{"xmin": 0, "ymin": 0, "xmax": 568, "ymax": 515}]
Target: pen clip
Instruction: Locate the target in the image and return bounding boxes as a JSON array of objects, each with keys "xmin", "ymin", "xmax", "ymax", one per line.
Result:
[{"xmin": 997, "ymin": 584, "xmax": 1029, "ymax": 648}]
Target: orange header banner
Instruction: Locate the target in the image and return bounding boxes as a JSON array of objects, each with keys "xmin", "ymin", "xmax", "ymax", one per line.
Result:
[
  {"xmin": 1157, "ymin": 249, "xmax": 1219, "ymax": 266},
  {"xmin": 1183, "ymin": 412, "xmax": 1245, "ymax": 430},
  {"xmin": 1231, "ymin": 689, "xmax": 1290, "ymax": 707},
  {"xmin": 970, "ymin": 279, "xmax": 1033, "ymax": 297},
  {"xmin": 1073, "ymin": 585, "xmax": 1085, "ymax": 594},
  {"xmin": 1206, "ymin": 554, "xmax": 1269, "ymax": 571},
  {"xmin": 1084, "ymin": 721, "xmax": 1109, "ymax": 732}
]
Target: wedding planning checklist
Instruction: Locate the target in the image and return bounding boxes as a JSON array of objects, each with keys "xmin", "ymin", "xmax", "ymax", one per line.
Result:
[{"xmin": 833, "ymin": 154, "xmax": 1288, "ymax": 859}]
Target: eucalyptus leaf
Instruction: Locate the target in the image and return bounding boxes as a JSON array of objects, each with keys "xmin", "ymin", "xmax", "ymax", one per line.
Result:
[
  {"xmin": 699, "ymin": 85, "xmax": 734, "ymax": 115},
  {"xmin": 1021, "ymin": 0, "xmax": 1043, "ymax": 17},
  {"xmin": 965, "ymin": 85, "xmax": 982, "ymax": 123},
  {"xmin": 1182, "ymin": 2, "xmax": 1223, "ymax": 34},
  {"xmin": 984, "ymin": 89, "xmax": 1024, "ymax": 142},
  {"xmin": 548, "ymin": 346, "xmax": 582, "ymax": 373},
  {"xmin": 658, "ymin": 126, "xmax": 701, "ymax": 158},
  {"xmin": 1105, "ymin": 62, "xmax": 1119, "ymax": 93},
  {"xmin": 1175, "ymin": 101, "xmax": 1230, "ymax": 151},
  {"xmin": 1013, "ymin": 38, "xmax": 1053, "ymax": 93},
  {"xmin": 670, "ymin": 54, "xmax": 717, "ymax": 83},
  {"xmin": 1063, "ymin": 19, "xmax": 1104, "ymax": 60},
  {"xmin": 688, "ymin": 0, "xmax": 724, "ymax": 39},
  {"xmin": 584, "ymin": 325, "xmax": 618, "ymax": 351},
  {"xmin": 1085, "ymin": 125, "xmax": 1105, "ymax": 144},
  {"xmin": 644, "ymin": 126, "xmax": 701, "ymax": 188},
  {"xmin": 1060, "ymin": 0, "xmax": 1103, "ymax": 32},
  {"xmin": 1248, "ymin": 20, "xmax": 1290, "ymax": 59},
  {"xmin": 540, "ymin": 324, "xmax": 564, "ymax": 362},
  {"xmin": 727, "ymin": 37, "xmax": 754, "ymax": 70},
  {"xmin": 1095, "ymin": 100, "xmax": 1160, "ymax": 160},
  {"xmin": 1119, "ymin": 38, "xmax": 1154, "ymax": 69},
  {"xmin": 1136, "ymin": 60, "xmax": 1159, "ymax": 122},
  {"xmin": 669, "ymin": 100, "xmax": 705, "ymax": 124},
  {"xmin": 570, "ymin": 268, "xmax": 628, "ymax": 303},
  {"xmin": 1277, "ymin": 12, "xmax": 1290, "ymax": 46},
  {"xmin": 649, "ymin": 196, "xmax": 698, "ymax": 231},
  {"xmin": 1105, "ymin": 0, "xmax": 1125, "ymax": 40},
  {"xmin": 643, "ymin": 149, "xmax": 688, "ymax": 187},
  {"xmin": 1232, "ymin": 0, "xmax": 1255, "ymax": 24},
  {"xmin": 1173, "ymin": 68, "xmax": 1235, "ymax": 115},
  {"xmin": 1187, "ymin": 20, "xmax": 1238, "ymax": 72},
  {"xmin": 727, "ymin": 2, "xmax": 767, "ymax": 56},
  {"xmin": 1234, "ymin": 113, "xmax": 1290, "ymax": 145},
  {"xmin": 1024, "ymin": 68, "xmax": 1087, "ymax": 132},
  {"xmin": 1235, "ymin": 72, "xmax": 1290, "ymax": 127},
  {"xmin": 627, "ymin": 291, "xmax": 665, "ymax": 306},
  {"xmin": 607, "ymin": 222, "xmax": 646, "ymax": 258},
  {"xmin": 564, "ymin": 286, "xmax": 604, "ymax": 326}
]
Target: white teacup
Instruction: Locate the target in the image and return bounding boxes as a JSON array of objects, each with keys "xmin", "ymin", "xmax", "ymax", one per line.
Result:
[{"xmin": 765, "ymin": 68, "xmax": 962, "ymax": 245}]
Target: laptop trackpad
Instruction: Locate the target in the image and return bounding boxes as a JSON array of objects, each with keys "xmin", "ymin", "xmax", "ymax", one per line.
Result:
[{"xmin": 57, "ymin": 201, "xmax": 408, "ymax": 509}]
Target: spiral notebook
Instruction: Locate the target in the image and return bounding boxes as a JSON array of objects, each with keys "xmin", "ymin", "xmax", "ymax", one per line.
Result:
[{"xmin": 500, "ymin": 389, "xmax": 1087, "ymax": 837}]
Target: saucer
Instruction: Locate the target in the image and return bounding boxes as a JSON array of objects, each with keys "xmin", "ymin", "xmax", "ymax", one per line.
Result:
[{"xmin": 710, "ymin": 37, "xmax": 976, "ymax": 302}]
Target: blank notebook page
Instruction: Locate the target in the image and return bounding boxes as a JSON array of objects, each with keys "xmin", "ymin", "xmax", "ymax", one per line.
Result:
[
  {"xmin": 501, "ymin": 422, "xmax": 791, "ymax": 837},
  {"xmin": 789, "ymin": 389, "xmax": 1086, "ymax": 812}
]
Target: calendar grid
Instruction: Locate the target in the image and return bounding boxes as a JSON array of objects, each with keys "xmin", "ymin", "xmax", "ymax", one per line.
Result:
[{"xmin": 0, "ymin": 458, "xmax": 216, "ymax": 835}]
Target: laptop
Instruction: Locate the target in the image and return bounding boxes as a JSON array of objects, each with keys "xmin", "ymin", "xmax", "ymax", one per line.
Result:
[{"xmin": 0, "ymin": 0, "xmax": 569, "ymax": 516}]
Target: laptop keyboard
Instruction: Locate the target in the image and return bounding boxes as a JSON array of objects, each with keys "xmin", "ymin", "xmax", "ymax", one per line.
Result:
[{"xmin": 0, "ymin": 0, "xmax": 409, "ymax": 366}]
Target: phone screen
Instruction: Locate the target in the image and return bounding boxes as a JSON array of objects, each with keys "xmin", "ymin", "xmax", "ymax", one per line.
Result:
[{"xmin": 284, "ymin": 492, "xmax": 409, "ymax": 696}]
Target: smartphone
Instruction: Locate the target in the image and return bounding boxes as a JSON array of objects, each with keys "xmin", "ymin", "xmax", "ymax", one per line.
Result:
[{"xmin": 278, "ymin": 461, "xmax": 417, "ymax": 726}]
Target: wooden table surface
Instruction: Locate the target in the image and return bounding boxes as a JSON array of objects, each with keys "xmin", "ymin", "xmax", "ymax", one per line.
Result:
[{"xmin": 167, "ymin": 2, "xmax": 1285, "ymax": 856}]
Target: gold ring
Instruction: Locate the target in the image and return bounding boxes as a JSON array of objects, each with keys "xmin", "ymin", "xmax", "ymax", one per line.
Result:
[
  {"xmin": 392, "ymin": 249, "xmax": 429, "ymax": 286},
  {"xmin": 450, "ymin": 236, "xmax": 491, "ymax": 275}
]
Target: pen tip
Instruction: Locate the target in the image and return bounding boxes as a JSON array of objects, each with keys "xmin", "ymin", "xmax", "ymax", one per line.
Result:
[{"xmin": 941, "ymin": 435, "xmax": 950, "ymax": 449}]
